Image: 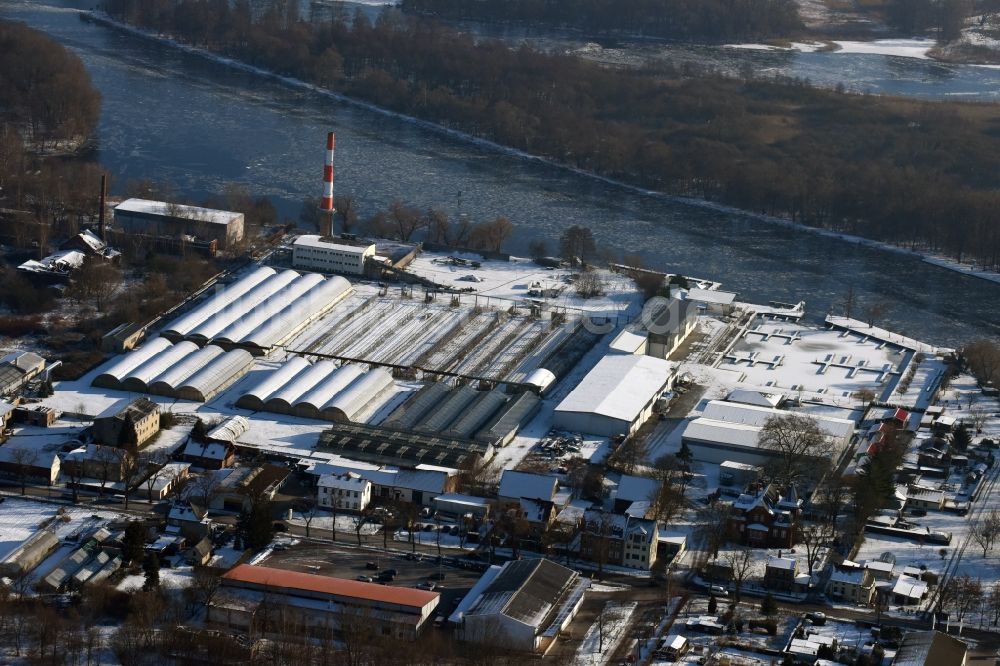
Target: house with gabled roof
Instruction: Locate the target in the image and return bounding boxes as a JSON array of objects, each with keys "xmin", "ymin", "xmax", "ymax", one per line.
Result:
[{"xmin": 727, "ymin": 483, "xmax": 800, "ymax": 548}]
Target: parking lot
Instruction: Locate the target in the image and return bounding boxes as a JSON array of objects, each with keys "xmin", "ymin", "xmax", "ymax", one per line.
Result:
[{"xmin": 261, "ymin": 540, "xmax": 485, "ymax": 615}]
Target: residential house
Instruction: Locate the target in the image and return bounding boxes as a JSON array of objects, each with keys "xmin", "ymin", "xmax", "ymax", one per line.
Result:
[
  {"xmin": 308, "ymin": 461, "xmax": 456, "ymax": 507},
  {"xmin": 92, "ymin": 398, "xmax": 160, "ymax": 450},
  {"xmin": 727, "ymin": 484, "xmax": 800, "ymax": 549},
  {"xmin": 184, "ymin": 536, "xmax": 214, "ymax": 566},
  {"xmin": 579, "ymin": 510, "xmax": 659, "ymax": 570},
  {"xmin": 907, "ymin": 486, "xmax": 945, "ymax": 512},
  {"xmin": 168, "ymin": 502, "xmax": 211, "ymax": 541},
  {"xmin": 863, "ymin": 560, "xmax": 895, "ymax": 582},
  {"xmin": 892, "ymin": 574, "xmax": 929, "ymax": 606},
  {"xmin": 179, "ymin": 439, "xmax": 235, "ymax": 470},
  {"xmin": 825, "ymin": 566, "xmax": 876, "ymax": 606},
  {"xmin": 208, "ymin": 465, "xmax": 290, "ymax": 514},
  {"xmin": 498, "ymin": 470, "xmax": 558, "ymax": 508},
  {"xmin": 611, "ymin": 474, "xmax": 659, "ymax": 513},
  {"xmin": 0, "ymin": 400, "xmax": 14, "ymax": 431},
  {"xmin": 318, "ymin": 472, "xmax": 372, "ymax": 512},
  {"xmin": 61, "ymin": 443, "xmax": 132, "ymax": 483},
  {"xmin": 763, "ymin": 556, "xmax": 799, "ymax": 593}
]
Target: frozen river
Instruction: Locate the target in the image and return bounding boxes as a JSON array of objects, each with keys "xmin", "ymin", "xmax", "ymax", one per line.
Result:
[{"xmin": 1, "ymin": 0, "xmax": 998, "ymax": 347}]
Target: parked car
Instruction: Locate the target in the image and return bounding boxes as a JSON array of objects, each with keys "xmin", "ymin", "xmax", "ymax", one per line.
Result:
[
  {"xmin": 806, "ymin": 612, "xmax": 827, "ymax": 625},
  {"xmin": 416, "ymin": 582, "xmax": 436, "ymax": 591},
  {"xmin": 709, "ymin": 585, "xmax": 729, "ymax": 597},
  {"xmin": 430, "ymin": 572, "xmax": 447, "ymax": 581},
  {"xmin": 357, "ymin": 575, "xmax": 373, "ymax": 582},
  {"xmin": 382, "ymin": 568, "xmax": 398, "ymax": 577},
  {"xmin": 365, "ymin": 561, "xmax": 379, "ymax": 570},
  {"xmin": 377, "ymin": 571, "xmax": 396, "ymax": 582},
  {"xmin": 405, "ymin": 552, "xmax": 422, "ymax": 561}
]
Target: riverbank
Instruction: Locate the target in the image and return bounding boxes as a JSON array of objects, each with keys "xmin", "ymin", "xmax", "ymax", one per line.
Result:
[{"xmin": 83, "ymin": 10, "xmax": 1000, "ymax": 288}]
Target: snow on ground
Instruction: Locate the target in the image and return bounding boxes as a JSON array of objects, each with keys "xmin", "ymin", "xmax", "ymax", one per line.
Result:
[
  {"xmin": 832, "ymin": 38, "xmax": 935, "ymax": 59},
  {"xmin": 406, "ymin": 253, "xmax": 643, "ymax": 318},
  {"xmin": 287, "ymin": 511, "xmax": 381, "ymax": 537},
  {"xmin": 394, "ymin": 529, "xmax": 474, "ymax": 551},
  {"xmin": 575, "ymin": 601, "xmax": 638, "ymax": 666},
  {"xmin": 118, "ymin": 565, "xmax": 194, "ymax": 591},
  {"xmin": 2, "ymin": 419, "xmax": 88, "ymax": 456}
]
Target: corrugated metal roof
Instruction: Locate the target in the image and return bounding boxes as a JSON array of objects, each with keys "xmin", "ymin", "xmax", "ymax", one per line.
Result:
[
  {"xmin": 224, "ymin": 564, "xmax": 438, "ymax": 609},
  {"xmin": 476, "ymin": 391, "xmax": 541, "ymax": 444},
  {"xmin": 383, "ymin": 382, "xmax": 452, "ymax": 430},
  {"xmin": 415, "ymin": 385, "xmax": 480, "ymax": 433},
  {"xmin": 466, "ymin": 559, "xmax": 578, "ymax": 628},
  {"xmin": 443, "ymin": 390, "xmax": 508, "ymax": 439}
]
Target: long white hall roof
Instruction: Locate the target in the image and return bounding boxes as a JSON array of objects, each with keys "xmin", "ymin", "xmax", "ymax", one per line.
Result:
[{"xmin": 554, "ymin": 354, "xmax": 674, "ymax": 424}]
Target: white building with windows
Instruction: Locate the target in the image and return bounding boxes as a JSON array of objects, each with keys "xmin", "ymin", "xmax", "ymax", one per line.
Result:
[
  {"xmin": 292, "ymin": 235, "xmax": 375, "ymax": 275},
  {"xmin": 318, "ymin": 471, "xmax": 372, "ymax": 512}
]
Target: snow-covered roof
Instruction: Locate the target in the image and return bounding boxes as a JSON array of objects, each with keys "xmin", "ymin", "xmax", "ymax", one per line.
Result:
[
  {"xmin": 683, "ymin": 418, "xmax": 762, "ymax": 449},
  {"xmin": 726, "ymin": 388, "xmax": 784, "ymax": 408},
  {"xmin": 207, "ymin": 415, "xmax": 250, "ymax": 443},
  {"xmin": 498, "ymin": 470, "xmax": 557, "ymax": 501},
  {"xmin": 293, "ymin": 235, "xmax": 375, "ymax": 254},
  {"xmin": 701, "ymin": 400, "xmax": 855, "ymax": 439},
  {"xmin": 554, "ymin": 354, "xmax": 673, "ymax": 424},
  {"xmin": 687, "ymin": 288, "xmax": 736, "ymax": 305},
  {"xmin": 829, "ymin": 568, "xmax": 868, "ymax": 585},
  {"xmin": 2, "ymin": 351, "xmax": 45, "ymax": 373},
  {"xmin": 434, "ymin": 493, "xmax": 491, "ymax": 509},
  {"xmin": 892, "ymin": 575, "xmax": 927, "ymax": 599},
  {"xmin": 767, "ymin": 556, "xmax": 796, "ymax": 571},
  {"xmin": 181, "ymin": 439, "xmax": 231, "ymax": 462},
  {"xmin": 115, "ymin": 198, "xmax": 242, "ymax": 226},
  {"xmin": 613, "ymin": 474, "xmax": 659, "ymax": 504},
  {"xmin": 318, "ymin": 472, "xmax": 370, "ymax": 491},
  {"xmin": 608, "ymin": 328, "xmax": 647, "ymax": 354}
]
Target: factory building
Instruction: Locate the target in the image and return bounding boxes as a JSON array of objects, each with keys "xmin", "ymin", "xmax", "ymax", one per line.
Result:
[
  {"xmin": 292, "ymin": 235, "xmax": 376, "ymax": 275},
  {"xmin": 382, "ymin": 384, "xmax": 540, "ymax": 448},
  {"xmin": 553, "ymin": 354, "xmax": 675, "ymax": 438},
  {"xmin": 317, "ymin": 423, "xmax": 492, "ymax": 469},
  {"xmin": 113, "ymin": 198, "xmax": 244, "ymax": 249},
  {"xmin": 209, "ymin": 564, "xmax": 440, "ymax": 641},
  {"xmin": 92, "ymin": 340, "xmax": 254, "ymax": 402},
  {"xmin": 160, "ymin": 268, "xmax": 353, "ymax": 353},
  {"xmin": 452, "ymin": 559, "xmax": 588, "ymax": 653},
  {"xmin": 680, "ymin": 400, "xmax": 856, "ymax": 465},
  {"xmin": 235, "ymin": 361, "xmax": 394, "ymax": 423}
]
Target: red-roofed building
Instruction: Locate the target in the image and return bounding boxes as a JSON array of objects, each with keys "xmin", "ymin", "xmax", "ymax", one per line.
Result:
[{"xmin": 208, "ymin": 564, "xmax": 440, "ymax": 641}]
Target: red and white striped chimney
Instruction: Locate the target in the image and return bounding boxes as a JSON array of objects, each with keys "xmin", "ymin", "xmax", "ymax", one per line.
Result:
[{"xmin": 322, "ymin": 132, "xmax": 335, "ymax": 212}]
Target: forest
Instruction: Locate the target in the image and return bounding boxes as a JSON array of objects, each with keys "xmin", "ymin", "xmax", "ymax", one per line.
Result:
[
  {"xmin": 0, "ymin": 21, "xmax": 101, "ymax": 151},
  {"xmin": 98, "ymin": 0, "xmax": 1000, "ymax": 271},
  {"xmin": 400, "ymin": 0, "xmax": 802, "ymax": 41}
]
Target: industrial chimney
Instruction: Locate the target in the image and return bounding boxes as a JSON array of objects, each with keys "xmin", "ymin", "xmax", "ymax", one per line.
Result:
[{"xmin": 320, "ymin": 132, "xmax": 335, "ymax": 237}]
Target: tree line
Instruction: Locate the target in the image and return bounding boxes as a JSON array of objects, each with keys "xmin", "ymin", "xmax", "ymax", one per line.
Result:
[
  {"xmin": 100, "ymin": 0, "xmax": 1000, "ymax": 271},
  {"xmin": 0, "ymin": 21, "xmax": 101, "ymax": 151},
  {"xmin": 401, "ymin": 0, "xmax": 803, "ymax": 41}
]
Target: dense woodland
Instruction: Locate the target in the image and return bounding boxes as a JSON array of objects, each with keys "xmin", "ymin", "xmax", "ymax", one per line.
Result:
[
  {"xmin": 401, "ymin": 0, "xmax": 802, "ymax": 41},
  {"xmin": 99, "ymin": 0, "xmax": 1000, "ymax": 271},
  {"xmin": 0, "ymin": 22, "xmax": 101, "ymax": 151}
]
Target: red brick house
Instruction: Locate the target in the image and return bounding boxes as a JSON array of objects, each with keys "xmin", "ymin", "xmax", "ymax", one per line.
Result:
[{"xmin": 727, "ymin": 484, "xmax": 801, "ymax": 548}]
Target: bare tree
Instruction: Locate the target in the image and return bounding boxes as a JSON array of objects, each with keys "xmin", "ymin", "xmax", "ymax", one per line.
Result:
[
  {"xmin": 725, "ymin": 547, "xmax": 756, "ymax": 603},
  {"xmin": 758, "ymin": 414, "xmax": 832, "ymax": 486},
  {"xmin": 189, "ymin": 471, "xmax": 222, "ymax": 510},
  {"xmin": 696, "ymin": 501, "xmax": 731, "ymax": 563},
  {"xmin": 865, "ymin": 300, "xmax": 890, "ymax": 327},
  {"xmin": 119, "ymin": 450, "xmax": 145, "ymax": 510},
  {"xmin": 969, "ymin": 402, "xmax": 990, "ymax": 435},
  {"xmin": 141, "ymin": 451, "xmax": 172, "ymax": 502},
  {"xmin": 296, "ymin": 498, "xmax": 318, "ymax": 538},
  {"xmin": 972, "ymin": 509, "xmax": 1000, "ymax": 557},
  {"xmin": 190, "ymin": 566, "xmax": 222, "ymax": 611},
  {"xmin": 575, "ymin": 270, "xmax": 605, "ymax": 298},
  {"xmin": 94, "ymin": 445, "xmax": 122, "ymax": 497},
  {"xmin": 796, "ymin": 521, "xmax": 830, "ymax": 580},
  {"xmin": 8, "ymin": 447, "xmax": 38, "ymax": 495},
  {"xmin": 963, "ymin": 339, "xmax": 1000, "ymax": 387}
]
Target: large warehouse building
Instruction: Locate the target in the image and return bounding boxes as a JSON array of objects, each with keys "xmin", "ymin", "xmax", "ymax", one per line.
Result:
[
  {"xmin": 113, "ymin": 198, "xmax": 244, "ymax": 250},
  {"xmin": 292, "ymin": 235, "xmax": 376, "ymax": 275},
  {"xmin": 235, "ymin": 360, "xmax": 394, "ymax": 422},
  {"xmin": 681, "ymin": 399, "xmax": 856, "ymax": 465},
  {"xmin": 92, "ymin": 339, "xmax": 255, "ymax": 402},
  {"xmin": 209, "ymin": 564, "xmax": 440, "ymax": 641},
  {"xmin": 452, "ymin": 559, "xmax": 588, "ymax": 653},
  {"xmin": 553, "ymin": 354, "xmax": 675, "ymax": 437},
  {"xmin": 161, "ymin": 267, "xmax": 353, "ymax": 353}
]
